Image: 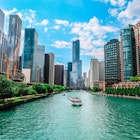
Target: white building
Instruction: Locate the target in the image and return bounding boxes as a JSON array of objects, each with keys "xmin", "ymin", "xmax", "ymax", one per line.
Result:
[
  {"xmin": 90, "ymin": 58, "xmax": 99, "ymax": 88},
  {"xmin": 99, "ymin": 61, "xmax": 105, "ymax": 81},
  {"xmin": 49, "ymin": 52, "xmax": 54, "ymax": 85},
  {"xmin": 22, "ymin": 68, "xmax": 31, "ymax": 83}
]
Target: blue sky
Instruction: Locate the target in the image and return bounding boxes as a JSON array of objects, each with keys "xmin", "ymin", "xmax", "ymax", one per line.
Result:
[{"xmin": 0, "ymin": 0, "xmax": 140, "ymax": 74}]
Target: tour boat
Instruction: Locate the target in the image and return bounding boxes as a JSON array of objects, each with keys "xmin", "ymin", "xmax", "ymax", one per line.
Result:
[{"xmin": 69, "ymin": 96, "xmax": 82, "ymax": 106}]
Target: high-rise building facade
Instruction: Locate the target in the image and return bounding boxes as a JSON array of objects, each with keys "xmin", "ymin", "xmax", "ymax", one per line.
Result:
[
  {"xmin": 104, "ymin": 39, "xmax": 121, "ymax": 85},
  {"xmin": 44, "ymin": 52, "xmax": 54, "ymax": 85},
  {"xmin": 54, "ymin": 65, "xmax": 64, "ymax": 86},
  {"xmin": 0, "ymin": 9, "xmax": 4, "ymax": 30},
  {"xmin": 99, "ymin": 61, "xmax": 105, "ymax": 81},
  {"xmin": 72, "ymin": 40, "xmax": 80, "ymax": 62},
  {"xmin": 49, "ymin": 52, "xmax": 54, "ymax": 85},
  {"xmin": 70, "ymin": 39, "xmax": 82, "ymax": 87},
  {"xmin": 90, "ymin": 58, "xmax": 99, "ymax": 87},
  {"xmin": 23, "ymin": 28, "xmax": 38, "ymax": 82},
  {"xmin": 67, "ymin": 62, "xmax": 72, "ymax": 86},
  {"xmin": 8, "ymin": 15, "xmax": 22, "ymax": 71},
  {"xmin": 63, "ymin": 67, "xmax": 67, "ymax": 86},
  {"xmin": 133, "ymin": 21, "xmax": 140, "ymax": 76},
  {"xmin": 36, "ymin": 45, "xmax": 45, "ymax": 82},
  {"xmin": 120, "ymin": 25, "xmax": 135, "ymax": 82},
  {"xmin": 44, "ymin": 54, "xmax": 49, "ymax": 83},
  {"xmin": 0, "ymin": 9, "xmax": 7, "ymax": 74}
]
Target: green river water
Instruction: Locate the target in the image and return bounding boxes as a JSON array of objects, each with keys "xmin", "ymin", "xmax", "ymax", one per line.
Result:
[{"xmin": 0, "ymin": 90, "xmax": 140, "ymax": 140}]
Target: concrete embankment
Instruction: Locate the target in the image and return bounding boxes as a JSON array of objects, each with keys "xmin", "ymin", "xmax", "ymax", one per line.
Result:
[
  {"xmin": 0, "ymin": 90, "xmax": 68, "ymax": 111},
  {"xmin": 0, "ymin": 94, "xmax": 50, "ymax": 111},
  {"xmin": 87, "ymin": 90, "xmax": 140, "ymax": 100}
]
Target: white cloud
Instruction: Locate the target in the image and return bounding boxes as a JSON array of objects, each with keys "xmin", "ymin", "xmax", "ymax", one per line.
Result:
[
  {"xmin": 70, "ymin": 16, "xmax": 118, "ymax": 60},
  {"xmin": 54, "ymin": 25, "xmax": 60, "ymax": 30},
  {"xmin": 108, "ymin": 8, "xmax": 118, "ymax": 17},
  {"xmin": 55, "ymin": 62, "xmax": 65, "ymax": 66},
  {"xmin": 51, "ymin": 41, "xmax": 71, "ymax": 49},
  {"xmin": 81, "ymin": 47, "xmax": 104, "ymax": 60},
  {"xmin": 44, "ymin": 27, "xmax": 48, "ymax": 32},
  {"xmin": 54, "ymin": 19, "xmax": 69, "ymax": 26},
  {"xmin": 22, "ymin": 9, "xmax": 36, "ymax": 24},
  {"xmin": 3, "ymin": 8, "xmax": 17, "ymax": 16},
  {"xmin": 94, "ymin": 0, "xmax": 126, "ymax": 6},
  {"xmin": 37, "ymin": 19, "xmax": 49, "ymax": 26},
  {"xmin": 117, "ymin": 0, "xmax": 140, "ymax": 25}
]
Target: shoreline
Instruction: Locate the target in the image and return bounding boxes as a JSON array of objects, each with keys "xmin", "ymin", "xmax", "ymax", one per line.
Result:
[
  {"xmin": 0, "ymin": 90, "xmax": 64, "ymax": 111},
  {"xmin": 0, "ymin": 93, "xmax": 50, "ymax": 111},
  {"xmin": 87, "ymin": 90, "xmax": 140, "ymax": 100}
]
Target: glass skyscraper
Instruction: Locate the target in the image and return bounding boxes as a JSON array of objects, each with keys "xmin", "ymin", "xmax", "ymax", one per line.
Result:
[
  {"xmin": 23, "ymin": 28, "xmax": 38, "ymax": 82},
  {"xmin": 0, "ymin": 9, "xmax": 7, "ymax": 74},
  {"xmin": 72, "ymin": 40, "xmax": 80, "ymax": 62},
  {"xmin": 36, "ymin": 45, "xmax": 45, "ymax": 82},
  {"xmin": 70, "ymin": 39, "xmax": 82, "ymax": 87},
  {"xmin": 8, "ymin": 15, "xmax": 22, "ymax": 71},
  {"xmin": 120, "ymin": 25, "xmax": 135, "ymax": 82},
  {"xmin": 67, "ymin": 62, "xmax": 72, "ymax": 86},
  {"xmin": 0, "ymin": 9, "xmax": 4, "ymax": 30}
]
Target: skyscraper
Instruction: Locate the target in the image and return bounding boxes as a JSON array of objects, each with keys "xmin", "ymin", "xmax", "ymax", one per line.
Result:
[
  {"xmin": 133, "ymin": 21, "xmax": 140, "ymax": 76},
  {"xmin": 63, "ymin": 67, "xmax": 68, "ymax": 86},
  {"xmin": 8, "ymin": 15, "xmax": 22, "ymax": 71},
  {"xmin": 90, "ymin": 58, "xmax": 99, "ymax": 88},
  {"xmin": 44, "ymin": 54, "xmax": 49, "ymax": 83},
  {"xmin": 72, "ymin": 40, "xmax": 80, "ymax": 62},
  {"xmin": 67, "ymin": 62, "xmax": 72, "ymax": 86},
  {"xmin": 0, "ymin": 9, "xmax": 7, "ymax": 74},
  {"xmin": 36, "ymin": 45, "xmax": 45, "ymax": 82},
  {"xmin": 70, "ymin": 39, "xmax": 82, "ymax": 87},
  {"xmin": 44, "ymin": 52, "xmax": 54, "ymax": 85},
  {"xmin": 99, "ymin": 61, "xmax": 105, "ymax": 81},
  {"xmin": 23, "ymin": 28, "xmax": 38, "ymax": 82},
  {"xmin": 120, "ymin": 25, "xmax": 135, "ymax": 82},
  {"xmin": 54, "ymin": 64, "xmax": 64, "ymax": 86},
  {"xmin": 49, "ymin": 52, "xmax": 54, "ymax": 85},
  {"xmin": 104, "ymin": 39, "xmax": 121, "ymax": 85},
  {"xmin": 0, "ymin": 9, "xmax": 4, "ymax": 30}
]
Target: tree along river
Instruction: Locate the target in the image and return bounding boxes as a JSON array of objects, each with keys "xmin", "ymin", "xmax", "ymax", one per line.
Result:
[{"xmin": 0, "ymin": 90, "xmax": 140, "ymax": 140}]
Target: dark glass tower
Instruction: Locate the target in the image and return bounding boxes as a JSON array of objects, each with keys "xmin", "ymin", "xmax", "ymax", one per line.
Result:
[
  {"xmin": 23, "ymin": 28, "xmax": 38, "ymax": 82},
  {"xmin": 120, "ymin": 25, "xmax": 135, "ymax": 82},
  {"xmin": 44, "ymin": 54, "xmax": 49, "ymax": 83},
  {"xmin": 54, "ymin": 65, "xmax": 64, "ymax": 86},
  {"xmin": 67, "ymin": 62, "xmax": 72, "ymax": 86},
  {"xmin": 72, "ymin": 40, "xmax": 80, "ymax": 62}
]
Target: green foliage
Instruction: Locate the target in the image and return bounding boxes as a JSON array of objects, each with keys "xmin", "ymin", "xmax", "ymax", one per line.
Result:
[
  {"xmin": 88, "ymin": 87, "xmax": 101, "ymax": 92},
  {"xmin": 32, "ymin": 83, "xmax": 46, "ymax": 94},
  {"xmin": 43, "ymin": 84, "xmax": 53, "ymax": 93},
  {"xmin": 12, "ymin": 83, "xmax": 28, "ymax": 97},
  {"xmin": 17, "ymin": 88, "xmax": 29, "ymax": 96},
  {"xmin": 28, "ymin": 88, "xmax": 37, "ymax": 95},
  {"xmin": 130, "ymin": 76, "xmax": 140, "ymax": 82},
  {"xmin": 53, "ymin": 85, "xmax": 67, "ymax": 92},
  {"xmin": 0, "ymin": 75, "xmax": 13, "ymax": 99},
  {"xmin": 105, "ymin": 86, "xmax": 140, "ymax": 97}
]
